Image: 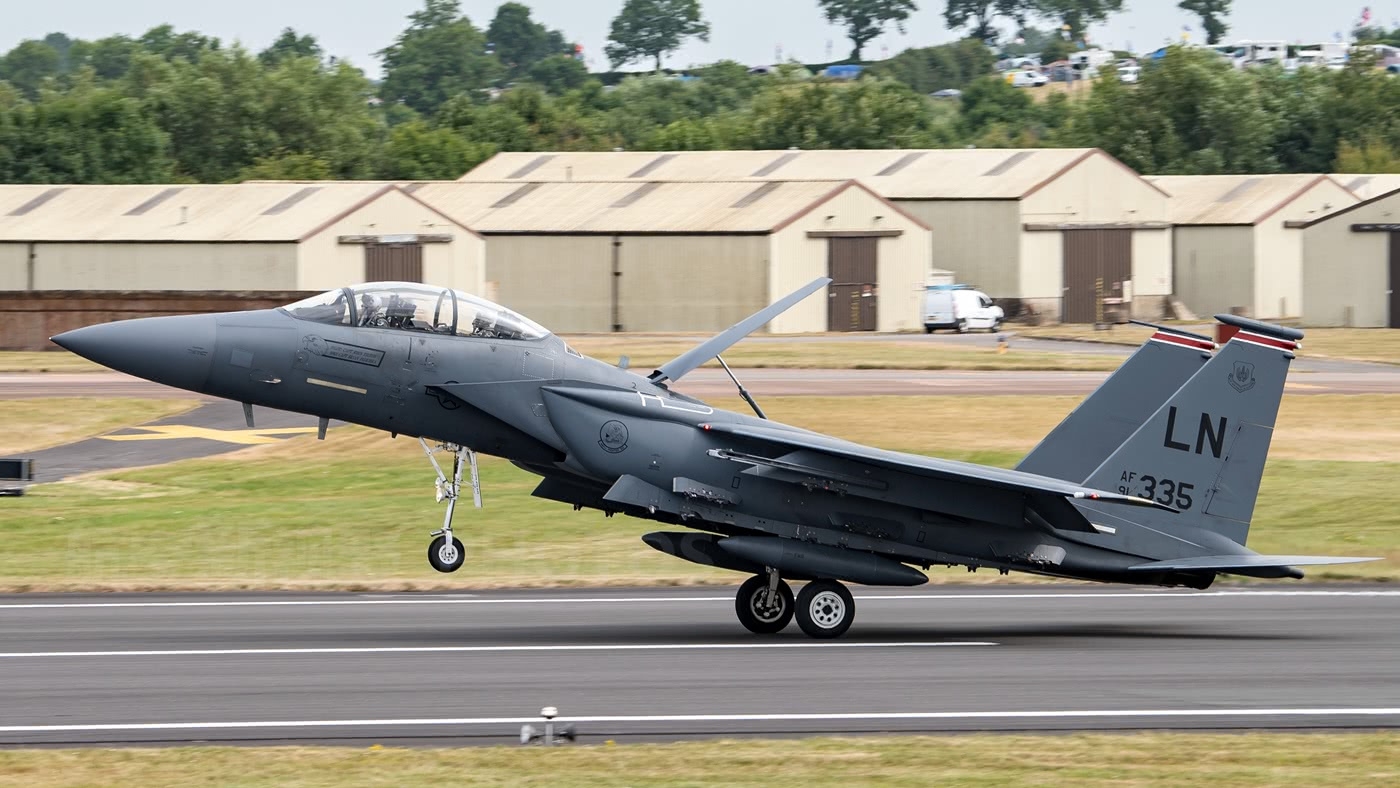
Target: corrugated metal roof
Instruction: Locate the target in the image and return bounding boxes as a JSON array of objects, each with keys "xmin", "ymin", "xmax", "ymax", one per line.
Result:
[
  {"xmin": 0, "ymin": 183, "xmax": 397, "ymax": 242},
  {"xmin": 414, "ymin": 180, "xmax": 860, "ymax": 233},
  {"xmin": 1148, "ymin": 174, "xmax": 1352, "ymax": 225},
  {"xmin": 1333, "ymin": 174, "xmax": 1400, "ymax": 200},
  {"xmin": 458, "ymin": 149, "xmax": 1117, "ymax": 199}
]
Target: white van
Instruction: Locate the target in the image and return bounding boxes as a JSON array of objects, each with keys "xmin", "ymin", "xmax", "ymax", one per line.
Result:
[{"xmin": 923, "ymin": 287, "xmax": 1004, "ymax": 333}]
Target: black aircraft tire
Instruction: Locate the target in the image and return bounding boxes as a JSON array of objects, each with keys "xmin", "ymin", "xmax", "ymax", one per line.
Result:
[
  {"xmin": 735, "ymin": 575, "xmax": 795, "ymax": 634},
  {"xmin": 428, "ymin": 535, "xmax": 466, "ymax": 573},
  {"xmin": 796, "ymin": 579, "xmax": 855, "ymax": 639}
]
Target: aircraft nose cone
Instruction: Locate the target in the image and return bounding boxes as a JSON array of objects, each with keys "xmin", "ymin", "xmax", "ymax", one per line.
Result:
[{"xmin": 52, "ymin": 314, "xmax": 217, "ymax": 392}]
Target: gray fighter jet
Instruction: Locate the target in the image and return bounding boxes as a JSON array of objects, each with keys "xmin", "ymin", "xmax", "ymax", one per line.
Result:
[{"xmin": 52, "ymin": 279, "xmax": 1375, "ymax": 638}]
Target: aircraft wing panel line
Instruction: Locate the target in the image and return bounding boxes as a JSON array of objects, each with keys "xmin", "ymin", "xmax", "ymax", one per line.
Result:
[
  {"xmin": 1128, "ymin": 555, "xmax": 1379, "ymax": 571},
  {"xmin": 699, "ymin": 421, "xmax": 1177, "ymax": 514}
]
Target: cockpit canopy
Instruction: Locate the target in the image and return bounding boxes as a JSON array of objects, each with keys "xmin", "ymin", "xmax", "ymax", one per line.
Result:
[{"xmin": 284, "ymin": 283, "xmax": 549, "ymax": 341}]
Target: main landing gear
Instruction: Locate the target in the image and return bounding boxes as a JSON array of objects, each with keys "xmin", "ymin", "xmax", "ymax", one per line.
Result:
[
  {"xmin": 420, "ymin": 438, "xmax": 481, "ymax": 573},
  {"xmin": 734, "ymin": 571, "xmax": 855, "ymax": 639}
]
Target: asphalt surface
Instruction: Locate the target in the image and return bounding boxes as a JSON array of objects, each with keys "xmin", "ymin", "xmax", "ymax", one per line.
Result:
[
  {"xmin": 23, "ymin": 401, "xmax": 325, "ymax": 483},
  {"xmin": 0, "ymin": 585, "xmax": 1396, "ymax": 747}
]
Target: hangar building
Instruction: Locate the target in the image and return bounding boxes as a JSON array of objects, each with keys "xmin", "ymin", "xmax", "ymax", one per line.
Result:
[
  {"xmin": 1295, "ymin": 185, "xmax": 1400, "ymax": 327},
  {"xmin": 414, "ymin": 179, "xmax": 931, "ymax": 333},
  {"xmin": 1147, "ymin": 174, "xmax": 1357, "ymax": 319},
  {"xmin": 0, "ymin": 183, "xmax": 482, "ymax": 349},
  {"xmin": 1332, "ymin": 174, "xmax": 1400, "ymax": 200},
  {"xmin": 460, "ymin": 148, "xmax": 1172, "ymax": 322}
]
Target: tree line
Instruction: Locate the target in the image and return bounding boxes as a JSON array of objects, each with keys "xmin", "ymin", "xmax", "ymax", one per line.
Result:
[{"xmin": 0, "ymin": 0, "xmax": 1397, "ymax": 185}]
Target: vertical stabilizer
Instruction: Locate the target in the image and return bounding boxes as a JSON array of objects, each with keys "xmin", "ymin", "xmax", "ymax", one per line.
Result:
[
  {"xmin": 1080, "ymin": 316, "xmax": 1303, "ymax": 545},
  {"xmin": 1017, "ymin": 324, "xmax": 1214, "ymax": 482}
]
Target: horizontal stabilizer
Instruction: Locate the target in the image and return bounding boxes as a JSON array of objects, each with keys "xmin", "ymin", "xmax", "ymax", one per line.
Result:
[{"xmin": 1129, "ymin": 555, "xmax": 1378, "ymax": 571}]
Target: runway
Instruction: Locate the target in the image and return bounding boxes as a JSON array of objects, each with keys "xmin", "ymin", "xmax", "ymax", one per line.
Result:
[{"xmin": 1, "ymin": 585, "xmax": 1396, "ymax": 746}]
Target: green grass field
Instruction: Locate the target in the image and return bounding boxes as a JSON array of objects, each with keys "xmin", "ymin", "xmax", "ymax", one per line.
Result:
[
  {"xmin": 0, "ymin": 733, "xmax": 1395, "ymax": 787},
  {"xmin": 0, "ymin": 398, "xmax": 198, "ymax": 455},
  {"xmin": 2, "ymin": 394, "xmax": 1396, "ymax": 591}
]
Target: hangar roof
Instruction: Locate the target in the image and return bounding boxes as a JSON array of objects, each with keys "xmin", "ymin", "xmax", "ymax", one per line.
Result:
[
  {"xmin": 1331, "ymin": 174, "xmax": 1400, "ymax": 200},
  {"xmin": 1148, "ymin": 174, "xmax": 1356, "ymax": 225},
  {"xmin": 0, "ymin": 183, "xmax": 462, "ymax": 242},
  {"xmin": 457, "ymin": 148, "xmax": 1158, "ymax": 200},
  {"xmin": 414, "ymin": 179, "xmax": 923, "ymax": 234}
]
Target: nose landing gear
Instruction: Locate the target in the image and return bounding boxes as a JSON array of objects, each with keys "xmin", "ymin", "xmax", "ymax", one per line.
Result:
[{"xmin": 420, "ymin": 438, "xmax": 480, "ymax": 573}]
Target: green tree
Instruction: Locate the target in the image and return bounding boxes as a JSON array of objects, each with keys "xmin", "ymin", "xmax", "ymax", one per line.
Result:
[
  {"xmin": 381, "ymin": 119, "xmax": 496, "ymax": 179},
  {"xmin": 1178, "ymin": 0, "xmax": 1230, "ymax": 45},
  {"xmin": 488, "ymin": 2, "xmax": 572, "ymax": 76},
  {"xmin": 1335, "ymin": 139, "xmax": 1400, "ymax": 173},
  {"xmin": 958, "ymin": 73, "xmax": 1032, "ymax": 135},
  {"xmin": 743, "ymin": 78, "xmax": 932, "ymax": 148},
  {"xmin": 818, "ymin": 0, "xmax": 919, "ymax": 61},
  {"xmin": 69, "ymin": 36, "xmax": 141, "ymax": 80},
  {"xmin": 868, "ymin": 38, "xmax": 996, "ymax": 93},
  {"xmin": 258, "ymin": 28, "xmax": 322, "ymax": 66},
  {"xmin": 0, "ymin": 41, "xmax": 63, "ymax": 97},
  {"xmin": 6, "ymin": 77, "xmax": 174, "ymax": 182},
  {"xmin": 379, "ymin": 0, "xmax": 501, "ymax": 114},
  {"xmin": 605, "ymin": 0, "xmax": 711, "ymax": 71},
  {"xmin": 235, "ymin": 152, "xmax": 333, "ymax": 181},
  {"xmin": 138, "ymin": 25, "xmax": 221, "ymax": 62},
  {"xmin": 943, "ymin": 1, "xmax": 1029, "ymax": 43},
  {"xmin": 526, "ymin": 54, "xmax": 589, "ymax": 94},
  {"xmin": 1033, "ymin": 0, "xmax": 1123, "ymax": 43}
]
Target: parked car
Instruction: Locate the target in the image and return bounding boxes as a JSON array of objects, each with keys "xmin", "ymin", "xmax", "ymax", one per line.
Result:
[
  {"xmin": 930, "ymin": 88, "xmax": 963, "ymax": 99},
  {"xmin": 1118, "ymin": 65, "xmax": 1141, "ymax": 84},
  {"xmin": 923, "ymin": 287, "xmax": 1004, "ymax": 333},
  {"xmin": 1006, "ymin": 69, "xmax": 1048, "ymax": 88}
]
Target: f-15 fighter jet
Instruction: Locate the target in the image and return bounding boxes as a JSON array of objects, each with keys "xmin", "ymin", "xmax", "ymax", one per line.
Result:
[{"xmin": 52, "ymin": 279, "xmax": 1374, "ymax": 638}]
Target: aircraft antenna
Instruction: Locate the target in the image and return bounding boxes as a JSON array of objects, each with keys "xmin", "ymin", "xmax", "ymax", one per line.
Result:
[{"xmin": 716, "ymin": 355, "xmax": 766, "ymax": 420}]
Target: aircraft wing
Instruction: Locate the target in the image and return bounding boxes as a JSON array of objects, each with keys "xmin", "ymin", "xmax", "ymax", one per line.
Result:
[{"xmin": 700, "ymin": 421, "xmax": 1175, "ymax": 514}]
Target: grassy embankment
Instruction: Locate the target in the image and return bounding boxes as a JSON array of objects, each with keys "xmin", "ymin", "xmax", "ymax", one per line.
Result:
[
  {"xmin": 0, "ymin": 733, "xmax": 1395, "ymax": 787},
  {"xmin": 2, "ymin": 394, "xmax": 1396, "ymax": 591},
  {"xmin": 1019, "ymin": 323, "xmax": 1400, "ymax": 366}
]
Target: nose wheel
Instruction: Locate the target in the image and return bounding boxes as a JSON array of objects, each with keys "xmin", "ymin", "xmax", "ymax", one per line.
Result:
[
  {"xmin": 420, "ymin": 438, "xmax": 481, "ymax": 574},
  {"xmin": 428, "ymin": 535, "xmax": 465, "ymax": 573},
  {"xmin": 795, "ymin": 579, "xmax": 855, "ymax": 639}
]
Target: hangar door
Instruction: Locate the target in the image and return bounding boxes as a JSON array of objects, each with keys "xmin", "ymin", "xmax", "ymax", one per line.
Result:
[
  {"xmin": 1391, "ymin": 232, "xmax": 1400, "ymax": 328},
  {"xmin": 827, "ymin": 236, "xmax": 878, "ymax": 331},
  {"xmin": 1062, "ymin": 230, "xmax": 1131, "ymax": 323},
  {"xmin": 364, "ymin": 242, "xmax": 423, "ymax": 283}
]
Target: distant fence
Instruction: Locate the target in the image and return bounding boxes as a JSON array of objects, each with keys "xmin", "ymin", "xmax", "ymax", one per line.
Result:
[{"xmin": 0, "ymin": 291, "xmax": 316, "ymax": 351}]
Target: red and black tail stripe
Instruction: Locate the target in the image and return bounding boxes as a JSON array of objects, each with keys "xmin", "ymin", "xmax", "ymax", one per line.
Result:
[
  {"xmin": 1150, "ymin": 331, "xmax": 1216, "ymax": 352},
  {"xmin": 1231, "ymin": 331, "xmax": 1300, "ymax": 352}
]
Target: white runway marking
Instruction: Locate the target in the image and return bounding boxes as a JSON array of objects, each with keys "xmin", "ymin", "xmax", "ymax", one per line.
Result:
[
  {"xmin": 0, "ymin": 641, "xmax": 996, "ymax": 659},
  {"xmin": 0, "ymin": 590, "xmax": 1397, "ymax": 610},
  {"xmin": 2, "ymin": 708, "xmax": 1398, "ymax": 734}
]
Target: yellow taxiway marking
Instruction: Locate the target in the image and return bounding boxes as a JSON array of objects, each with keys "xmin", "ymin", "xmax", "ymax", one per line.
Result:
[{"xmin": 100, "ymin": 425, "xmax": 318, "ymax": 445}]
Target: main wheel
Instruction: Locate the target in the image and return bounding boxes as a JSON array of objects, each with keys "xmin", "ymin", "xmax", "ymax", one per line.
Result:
[
  {"xmin": 735, "ymin": 575, "xmax": 795, "ymax": 634},
  {"xmin": 428, "ymin": 535, "xmax": 465, "ymax": 573},
  {"xmin": 796, "ymin": 579, "xmax": 855, "ymax": 639}
]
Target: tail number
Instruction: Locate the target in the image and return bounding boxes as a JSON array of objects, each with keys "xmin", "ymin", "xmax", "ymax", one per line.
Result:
[
  {"xmin": 1118, "ymin": 471, "xmax": 1194, "ymax": 509},
  {"xmin": 1163, "ymin": 406, "xmax": 1227, "ymax": 459}
]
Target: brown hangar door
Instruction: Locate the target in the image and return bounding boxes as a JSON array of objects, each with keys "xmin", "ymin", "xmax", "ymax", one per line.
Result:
[
  {"xmin": 364, "ymin": 241, "xmax": 424, "ymax": 283},
  {"xmin": 827, "ymin": 236, "xmax": 878, "ymax": 331},
  {"xmin": 1062, "ymin": 229, "xmax": 1132, "ymax": 323},
  {"xmin": 1390, "ymin": 232, "xmax": 1400, "ymax": 328}
]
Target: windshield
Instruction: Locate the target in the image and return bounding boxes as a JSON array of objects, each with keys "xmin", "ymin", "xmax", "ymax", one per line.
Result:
[{"xmin": 284, "ymin": 283, "xmax": 549, "ymax": 341}]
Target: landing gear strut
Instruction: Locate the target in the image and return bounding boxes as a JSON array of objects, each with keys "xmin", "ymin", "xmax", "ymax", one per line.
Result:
[
  {"xmin": 420, "ymin": 438, "xmax": 480, "ymax": 573},
  {"xmin": 795, "ymin": 579, "xmax": 855, "ymax": 639},
  {"xmin": 735, "ymin": 569, "xmax": 794, "ymax": 634}
]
